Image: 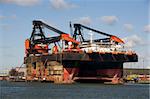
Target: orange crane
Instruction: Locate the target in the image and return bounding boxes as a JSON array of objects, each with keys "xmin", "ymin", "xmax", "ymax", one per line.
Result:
[
  {"xmin": 25, "ymin": 20, "xmax": 79, "ymax": 56},
  {"xmin": 73, "ymin": 23, "xmax": 124, "ymax": 44}
]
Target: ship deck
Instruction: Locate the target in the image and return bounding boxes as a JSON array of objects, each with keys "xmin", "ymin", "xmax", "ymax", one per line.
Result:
[{"xmin": 24, "ymin": 51, "xmax": 138, "ymax": 64}]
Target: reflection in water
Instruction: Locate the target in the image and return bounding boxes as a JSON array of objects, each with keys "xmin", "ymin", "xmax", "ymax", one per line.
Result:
[{"xmin": 0, "ymin": 81, "xmax": 149, "ymax": 99}]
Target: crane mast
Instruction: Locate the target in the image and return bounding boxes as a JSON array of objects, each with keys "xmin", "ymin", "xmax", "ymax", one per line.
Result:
[
  {"xmin": 72, "ymin": 23, "xmax": 125, "ymax": 53},
  {"xmin": 25, "ymin": 20, "xmax": 79, "ymax": 56},
  {"xmin": 73, "ymin": 23, "xmax": 124, "ymax": 44}
]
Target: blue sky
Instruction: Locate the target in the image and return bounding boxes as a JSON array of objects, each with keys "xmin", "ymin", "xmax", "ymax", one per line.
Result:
[{"xmin": 0, "ymin": 0, "xmax": 150, "ymax": 70}]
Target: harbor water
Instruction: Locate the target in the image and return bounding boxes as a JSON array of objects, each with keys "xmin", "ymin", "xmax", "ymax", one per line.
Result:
[{"xmin": 0, "ymin": 81, "xmax": 149, "ymax": 99}]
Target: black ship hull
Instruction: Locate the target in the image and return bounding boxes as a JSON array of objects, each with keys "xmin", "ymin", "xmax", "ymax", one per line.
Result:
[{"xmin": 24, "ymin": 52, "xmax": 138, "ymax": 83}]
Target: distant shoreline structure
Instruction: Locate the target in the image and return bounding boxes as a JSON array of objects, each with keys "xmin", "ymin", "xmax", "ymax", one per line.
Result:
[
  {"xmin": 0, "ymin": 67, "xmax": 149, "ymax": 85},
  {"xmin": 0, "ymin": 67, "xmax": 149, "ymax": 76}
]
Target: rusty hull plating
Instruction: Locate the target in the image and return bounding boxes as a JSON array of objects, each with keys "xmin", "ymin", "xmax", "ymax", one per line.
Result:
[{"xmin": 24, "ymin": 51, "xmax": 138, "ymax": 83}]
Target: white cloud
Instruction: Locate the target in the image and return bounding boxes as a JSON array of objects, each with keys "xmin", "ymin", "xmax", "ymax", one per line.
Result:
[
  {"xmin": 124, "ymin": 24, "xmax": 133, "ymax": 32},
  {"xmin": 123, "ymin": 35, "xmax": 143, "ymax": 48},
  {"xmin": 144, "ymin": 25, "xmax": 150, "ymax": 33},
  {"xmin": 0, "ymin": 14, "xmax": 17, "ymax": 20},
  {"xmin": 0, "ymin": 24, "xmax": 11, "ymax": 31},
  {"xmin": 78, "ymin": 17, "xmax": 92, "ymax": 25},
  {"xmin": 11, "ymin": 14, "xmax": 17, "ymax": 19},
  {"xmin": 0, "ymin": 0, "xmax": 40, "ymax": 6},
  {"xmin": 0, "ymin": 14, "xmax": 16, "ymax": 31},
  {"xmin": 0, "ymin": 15, "xmax": 5, "ymax": 19},
  {"xmin": 146, "ymin": 66, "xmax": 150, "ymax": 69},
  {"xmin": 50, "ymin": 0, "xmax": 77, "ymax": 9},
  {"xmin": 101, "ymin": 16, "xmax": 118, "ymax": 25}
]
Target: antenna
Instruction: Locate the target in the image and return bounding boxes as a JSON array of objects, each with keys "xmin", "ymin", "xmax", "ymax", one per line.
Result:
[
  {"xmin": 70, "ymin": 21, "xmax": 73, "ymax": 37},
  {"xmin": 89, "ymin": 30, "xmax": 93, "ymax": 44}
]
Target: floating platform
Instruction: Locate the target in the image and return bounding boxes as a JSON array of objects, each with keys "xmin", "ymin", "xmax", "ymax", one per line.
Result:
[{"xmin": 24, "ymin": 51, "xmax": 138, "ymax": 84}]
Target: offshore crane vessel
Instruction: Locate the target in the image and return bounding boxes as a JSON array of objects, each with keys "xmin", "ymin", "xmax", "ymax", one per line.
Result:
[{"xmin": 24, "ymin": 20, "xmax": 138, "ymax": 83}]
